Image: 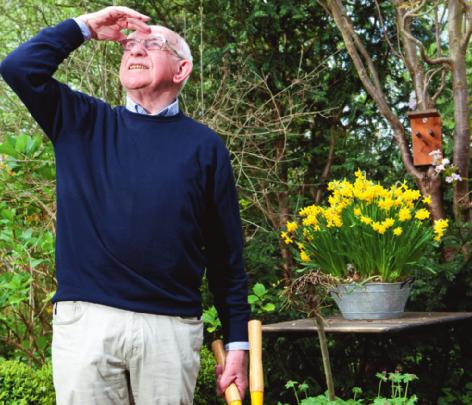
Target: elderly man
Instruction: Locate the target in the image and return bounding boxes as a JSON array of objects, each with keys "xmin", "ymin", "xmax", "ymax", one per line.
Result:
[{"xmin": 0, "ymin": 6, "xmax": 250, "ymax": 404}]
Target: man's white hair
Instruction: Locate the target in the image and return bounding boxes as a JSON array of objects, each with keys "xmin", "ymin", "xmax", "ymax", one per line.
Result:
[
  {"xmin": 174, "ymin": 32, "xmax": 193, "ymax": 63},
  {"xmin": 150, "ymin": 25, "xmax": 192, "ymax": 90}
]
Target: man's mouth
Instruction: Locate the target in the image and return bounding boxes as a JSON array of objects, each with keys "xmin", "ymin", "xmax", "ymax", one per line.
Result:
[{"xmin": 128, "ymin": 64, "xmax": 149, "ymax": 70}]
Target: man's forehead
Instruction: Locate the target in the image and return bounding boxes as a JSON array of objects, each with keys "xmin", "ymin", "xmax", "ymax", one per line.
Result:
[{"xmin": 128, "ymin": 26, "xmax": 175, "ymax": 42}]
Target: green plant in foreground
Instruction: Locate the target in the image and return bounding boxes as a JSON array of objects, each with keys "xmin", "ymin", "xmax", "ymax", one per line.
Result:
[
  {"xmin": 202, "ymin": 282, "xmax": 276, "ymax": 335},
  {"xmin": 374, "ymin": 371, "xmax": 418, "ymax": 404},
  {"xmin": 201, "ymin": 305, "xmax": 222, "ymax": 334},
  {"xmin": 248, "ymin": 282, "xmax": 276, "ymax": 315},
  {"xmin": 279, "ymin": 371, "xmax": 418, "ymax": 404}
]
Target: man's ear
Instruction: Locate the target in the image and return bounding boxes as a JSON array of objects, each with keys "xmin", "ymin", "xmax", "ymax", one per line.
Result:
[{"xmin": 173, "ymin": 60, "xmax": 193, "ymax": 85}]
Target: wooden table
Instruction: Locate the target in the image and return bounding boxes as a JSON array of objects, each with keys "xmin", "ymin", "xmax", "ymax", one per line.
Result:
[
  {"xmin": 262, "ymin": 312, "xmax": 472, "ymax": 403},
  {"xmin": 262, "ymin": 312, "xmax": 472, "ymax": 335}
]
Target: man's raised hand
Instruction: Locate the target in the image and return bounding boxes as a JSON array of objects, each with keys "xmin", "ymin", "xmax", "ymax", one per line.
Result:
[{"xmin": 77, "ymin": 6, "xmax": 151, "ymax": 42}]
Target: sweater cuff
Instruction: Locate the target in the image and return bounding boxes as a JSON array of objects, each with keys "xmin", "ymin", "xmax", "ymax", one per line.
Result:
[
  {"xmin": 225, "ymin": 341, "xmax": 249, "ymax": 351},
  {"xmin": 73, "ymin": 18, "xmax": 92, "ymax": 41},
  {"xmin": 54, "ymin": 19, "xmax": 86, "ymax": 52}
]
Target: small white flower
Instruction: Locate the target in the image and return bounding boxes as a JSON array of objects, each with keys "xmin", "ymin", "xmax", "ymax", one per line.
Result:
[
  {"xmin": 429, "ymin": 149, "xmax": 443, "ymax": 165},
  {"xmin": 445, "ymin": 176, "xmax": 453, "ymax": 183},
  {"xmin": 452, "ymin": 173, "xmax": 462, "ymax": 181},
  {"xmin": 408, "ymin": 91, "xmax": 417, "ymax": 110},
  {"xmin": 435, "ymin": 164, "xmax": 445, "ymax": 173},
  {"xmin": 429, "ymin": 149, "xmax": 442, "ymax": 157},
  {"xmin": 441, "ymin": 158, "xmax": 450, "ymax": 166}
]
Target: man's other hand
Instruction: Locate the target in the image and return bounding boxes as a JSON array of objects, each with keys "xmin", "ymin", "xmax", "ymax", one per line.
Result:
[
  {"xmin": 215, "ymin": 350, "xmax": 248, "ymax": 400},
  {"xmin": 77, "ymin": 6, "xmax": 151, "ymax": 42}
]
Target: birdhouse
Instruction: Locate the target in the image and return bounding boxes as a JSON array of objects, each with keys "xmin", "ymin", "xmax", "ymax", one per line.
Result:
[{"xmin": 407, "ymin": 109, "xmax": 442, "ymax": 166}]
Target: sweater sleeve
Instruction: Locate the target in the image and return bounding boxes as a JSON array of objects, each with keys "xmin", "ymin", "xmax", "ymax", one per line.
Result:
[
  {"xmin": 203, "ymin": 141, "xmax": 251, "ymax": 344},
  {"xmin": 0, "ymin": 19, "xmax": 95, "ymax": 142}
]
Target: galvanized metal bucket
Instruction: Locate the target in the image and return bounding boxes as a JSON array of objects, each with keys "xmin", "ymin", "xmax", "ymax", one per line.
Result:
[{"xmin": 330, "ymin": 281, "xmax": 413, "ymax": 320}]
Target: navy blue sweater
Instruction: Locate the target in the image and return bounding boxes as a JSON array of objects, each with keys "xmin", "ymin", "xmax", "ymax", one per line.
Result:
[{"xmin": 0, "ymin": 19, "xmax": 250, "ymax": 343}]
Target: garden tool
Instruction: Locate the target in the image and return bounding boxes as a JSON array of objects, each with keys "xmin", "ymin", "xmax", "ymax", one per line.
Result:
[
  {"xmin": 248, "ymin": 320, "xmax": 264, "ymax": 405},
  {"xmin": 211, "ymin": 339, "xmax": 242, "ymax": 405}
]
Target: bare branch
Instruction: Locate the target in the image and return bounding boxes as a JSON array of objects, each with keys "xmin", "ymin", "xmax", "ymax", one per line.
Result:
[
  {"xmin": 324, "ymin": 0, "xmax": 421, "ymax": 178},
  {"xmin": 431, "ymin": 67, "xmax": 448, "ymax": 103},
  {"xmin": 460, "ymin": 2, "xmax": 472, "ymax": 52},
  {"xmin": 374, "ymin": 0, "xmax": 404, "ymax": 59},
  {"xmin": 314, "ymin": 130, "xmax": 336, "ymax": 204},
  {"xmin": 334, "ymin": 1, "xmax": 384, "ymax": 92},
  {"xmin": 399, "ymin": 4, "xmax": 453, "ymax": 67}
]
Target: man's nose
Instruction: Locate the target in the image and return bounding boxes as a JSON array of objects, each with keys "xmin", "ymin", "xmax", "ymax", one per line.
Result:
[{"xmin": 130, "ymin": 42, "xmax": 147, "ymax": 56}]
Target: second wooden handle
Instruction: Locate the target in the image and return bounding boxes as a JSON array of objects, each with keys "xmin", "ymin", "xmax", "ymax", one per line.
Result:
[
  {"xmin": 211, "ymin": 339, "xmax": 242, "ymax": 405},
  {"xmin": 248, "ymin": 320, "xmax": 264, "ymax": 395}
]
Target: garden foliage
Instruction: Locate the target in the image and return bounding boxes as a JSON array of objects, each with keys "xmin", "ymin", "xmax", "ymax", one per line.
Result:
[
  {"xmin": 0, "ymin": 360, "xmax": 55, "ymax": 405},
  {"xmin": 0, "ymin": 0, "xmax": 471, "ymax": 404}
]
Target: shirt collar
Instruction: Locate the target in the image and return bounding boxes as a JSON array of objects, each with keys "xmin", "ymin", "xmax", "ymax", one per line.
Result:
[{"xmin": 125, "ymin": 96, "xmax": 180, "ymax": 117}]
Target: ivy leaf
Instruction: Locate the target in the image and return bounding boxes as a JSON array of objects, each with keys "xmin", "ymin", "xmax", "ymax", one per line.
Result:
[
  {"xmin": 248, "ymin": 294, "xmax": 259, "ymax": 304},
  {"xmin": 262, "ymin": 303, "xmax": 275, "ymax": 312},
  {"xmin": 252, "ymin": 283, "xmax": 267, "ymax": 297}
]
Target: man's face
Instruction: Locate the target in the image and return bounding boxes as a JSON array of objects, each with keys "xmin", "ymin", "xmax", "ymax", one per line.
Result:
[{"xmin": 119, "ymin": 27, "xmax": 180, "ymax": 93}]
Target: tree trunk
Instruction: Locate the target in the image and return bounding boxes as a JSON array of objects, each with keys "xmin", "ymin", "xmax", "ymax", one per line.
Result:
[
  {"xmin": 449, "ymin": 0, "xmax": 471, "ymax": 222},
  {"xmin": 275, "ymin": 133, "xmax": 293, "ymax": 283}
]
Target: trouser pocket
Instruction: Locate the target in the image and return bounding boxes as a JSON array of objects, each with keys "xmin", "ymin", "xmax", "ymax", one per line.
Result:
[{"xmin": 52, "ymin": 301, "xmax": 86, "ymax": 325}]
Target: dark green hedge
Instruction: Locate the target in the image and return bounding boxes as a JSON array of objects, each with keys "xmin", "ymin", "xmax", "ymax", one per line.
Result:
[
  {"xmin": 0, "ymin": 360, "xmax": 55, "ymax": 405},
  {"xmin": 0, "ymin": 345, "xmax": 224, "ymax": 405}
]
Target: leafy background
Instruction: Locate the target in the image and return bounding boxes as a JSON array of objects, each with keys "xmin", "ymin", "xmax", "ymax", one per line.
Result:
[{"xmin": 0, "ymin": 1, "xmax": 471, "ymax": 404}]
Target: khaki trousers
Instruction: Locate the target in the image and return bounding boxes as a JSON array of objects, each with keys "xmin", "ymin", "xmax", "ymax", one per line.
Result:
[{"xmin": 51, "ymin": 301, "xmax": 203, "ymax": 405}]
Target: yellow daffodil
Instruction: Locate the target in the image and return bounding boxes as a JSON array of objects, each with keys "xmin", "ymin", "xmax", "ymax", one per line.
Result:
[
  {"xmin": 415, "ymin": 209, "xmax": 430, "ymax": 220},
  {"xmin": 393, "ymin": 227, "xmax": 403, "ymax": 236},
  {"xmin": 300, "ymin": 250, "xmax": 311, "ymax": 262},
  {"xmin": 433, "ymin": 219, "xmax": 448, "ymax": 241},
  {"xmin": 355, "ymin": 169, "xmax": 364, "ymax": 179},
  {"xmin": 403, "ymin": 189, "xmax": 421, "ymax": 202},
  {"xmin": 398, "ymin": 208, "xmax": 412, "ymax": 222},
  {"xmin": 302, "ymin": 215, "xmax": 318, "ymax": 228},
  {"xmin": 280, "ymin": 231, "xmax": 293, "ymax": 245},
  {"xmin": 303, "ymin": 228, "xmax": 315, "ymax": 240},
  {"xmin": 287, "ymin": 172, "xmax": 444, "ymax": 280},
  {"xmin": 371, "ymin": 221, "xmax": 387, "ymax": 234},
  {"xmin": 382, "ymin": 218, "xmax": 395, "ymax": 228},
  {"xmin": 378, "ymin": 198, "xmax": 394, "ymax": 211}
]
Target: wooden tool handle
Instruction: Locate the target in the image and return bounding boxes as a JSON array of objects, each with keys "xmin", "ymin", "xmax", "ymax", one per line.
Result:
[
  {"xmin": 211, "ymin": 340, "xmax": 242, "ymax": 405},
  {"xmin": 248, "ymin": 320, "xmax": 264, "ymax": 405}
]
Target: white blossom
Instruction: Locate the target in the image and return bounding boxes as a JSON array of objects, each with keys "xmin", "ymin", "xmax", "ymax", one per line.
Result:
[
  {"xmin": 441, "ymin": 158, "xmax": 450, "ymax": 166},
  {"xmin": 429, "ymin": 149, "xmax": 442, "ymax": 165},
  {"xmin": 452, "ymin": 173, "xmax": 462, "ymax": 181},
  {"xmin": 445, "ymin": 176, "xmax": 453, "ymax": 183},
  {"xmin": 428, "ymin": 149, "xmax": 442, "ymax": 157},
  {"xmin": 408, "ymin": 91, "xmax": 417, "ymax": 110},
  {"xmin": 435, "ymin": 164, "xmax": 445, "ymax": 173}
]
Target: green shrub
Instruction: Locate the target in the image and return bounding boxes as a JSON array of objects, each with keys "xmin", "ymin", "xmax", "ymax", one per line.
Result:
[
  {"xmin": 0, "ymin": 347, "xmax": 224, "ymax": 405},
  {"xmin": 0, "ymin": 360, "xmax": 55, "ymax": 405},
  {"xmin": 194, "ymin": 345, "xmax": 225, "ymax": 405}
]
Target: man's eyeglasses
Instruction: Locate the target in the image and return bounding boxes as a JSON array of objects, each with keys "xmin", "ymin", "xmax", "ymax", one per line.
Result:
[{"xmin": 120, "ymin": 35, "xmax": 185, "ymax": 59}]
